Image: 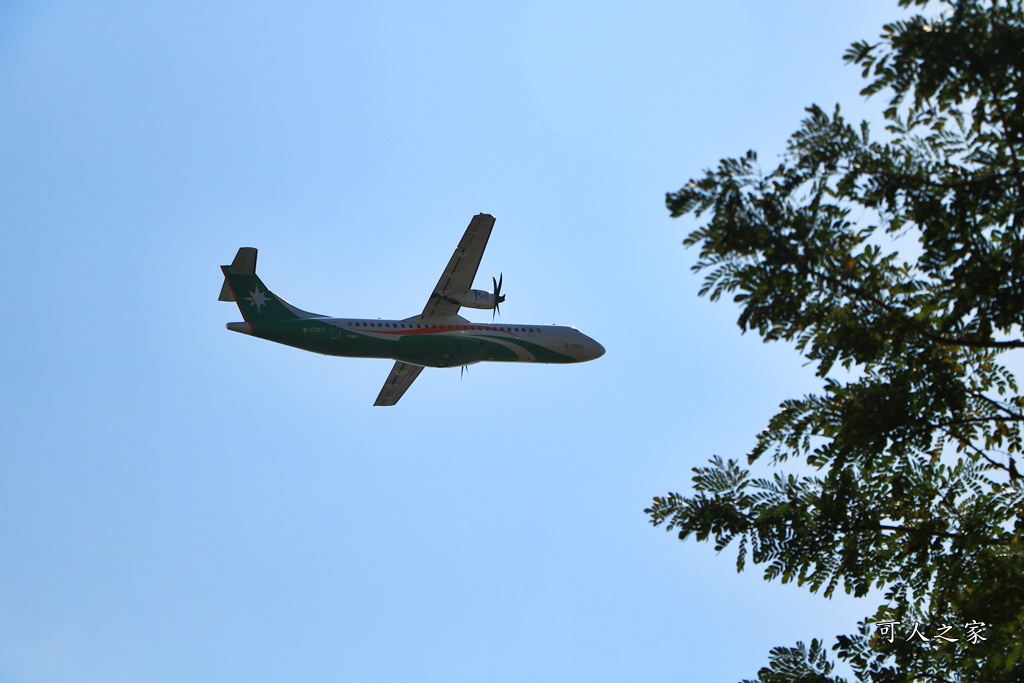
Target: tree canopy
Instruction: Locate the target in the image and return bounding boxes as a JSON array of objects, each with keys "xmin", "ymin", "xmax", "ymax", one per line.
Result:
[{"xmin": 649, "ymin": 1, "xmax": 1024, "ymax": 680}]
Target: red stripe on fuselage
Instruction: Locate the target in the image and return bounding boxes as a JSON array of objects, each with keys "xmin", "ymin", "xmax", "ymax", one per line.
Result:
[{"xmin": 344, "ymin": 324, "xmax": 522, "ymax": 339}]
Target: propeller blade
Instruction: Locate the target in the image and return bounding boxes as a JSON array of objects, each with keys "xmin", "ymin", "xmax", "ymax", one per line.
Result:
[{"xmin": 492, "ymin": 274, "xmax": 504, "ymax": 320}]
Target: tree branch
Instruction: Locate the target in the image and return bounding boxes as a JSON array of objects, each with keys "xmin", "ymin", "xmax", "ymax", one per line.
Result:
[
  {"xmin": 970, "ymin": 391, "xmax": 1024, "ymax": 422},
  {"xmin": 794, "ymin": 255, "xmax": 1024, "ymax": 350}
]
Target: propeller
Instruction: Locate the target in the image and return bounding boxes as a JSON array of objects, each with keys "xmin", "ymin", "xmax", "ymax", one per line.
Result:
[
  {"xmin": 492, "ymin": 273, "xmax": 505, "ymax": 320},
  {"xmin": 461, "ymin": 365, "xmax": 468, "ymax": 381}
]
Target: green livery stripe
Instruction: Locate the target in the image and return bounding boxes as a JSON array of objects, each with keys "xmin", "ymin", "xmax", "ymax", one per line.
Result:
[{"xmin": 246, "ymin": 320, "xmax": 577, "ymax": 367}]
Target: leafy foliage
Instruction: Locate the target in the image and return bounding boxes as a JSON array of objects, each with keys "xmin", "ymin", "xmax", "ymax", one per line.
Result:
[
  {"xmin": 651, "ymin": 1, "xmax": 1024, "ymax": 680},
  {"xmin": 740, "ymin": 640, "xmax": 845, "ymax": 683}
]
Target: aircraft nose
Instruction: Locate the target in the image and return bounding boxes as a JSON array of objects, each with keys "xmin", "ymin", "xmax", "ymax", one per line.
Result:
[{"xmin": 581, "ymin": 338, "xmax": 605, "ymax": 361}]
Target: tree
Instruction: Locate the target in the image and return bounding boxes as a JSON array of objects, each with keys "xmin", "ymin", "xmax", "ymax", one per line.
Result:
[{"xmin": 649, "ymin": 1, "xmax": 1024, "ymax": 680}]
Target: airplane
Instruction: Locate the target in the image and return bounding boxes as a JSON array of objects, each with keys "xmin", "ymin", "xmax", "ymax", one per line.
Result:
[{"xmin": 218, "ymin": 213, "xmax": 605, "ymax": 406}]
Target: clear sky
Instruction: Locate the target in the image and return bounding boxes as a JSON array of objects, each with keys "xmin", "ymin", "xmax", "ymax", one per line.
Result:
[{"xmin": 2, "ymin": 2, "xmax": 912, "ymax": 681}]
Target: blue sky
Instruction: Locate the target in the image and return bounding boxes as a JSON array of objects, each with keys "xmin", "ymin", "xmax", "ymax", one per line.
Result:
[{"xmin": 2, "ymin": 2, "xmax": 912, "ymax": 681}]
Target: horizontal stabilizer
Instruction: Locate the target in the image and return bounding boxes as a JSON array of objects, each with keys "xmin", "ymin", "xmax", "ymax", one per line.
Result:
[{"xmin": 218, "ymin": 247, "xmax": 258, "ymax": 301}]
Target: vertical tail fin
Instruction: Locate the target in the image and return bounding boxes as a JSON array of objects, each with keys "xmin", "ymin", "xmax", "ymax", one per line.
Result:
[{"xmin": 218, "ymin": 248, "xmax": 323, "ymax": 323}]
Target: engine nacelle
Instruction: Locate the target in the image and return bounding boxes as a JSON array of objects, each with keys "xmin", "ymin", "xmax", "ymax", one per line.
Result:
[{"xmin": 442, "ymin": 289, "xmax": 499, "ymax": 310}]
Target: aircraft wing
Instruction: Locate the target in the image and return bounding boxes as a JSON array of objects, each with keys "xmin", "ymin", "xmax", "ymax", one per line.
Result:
[
  {"xmin": 421, "ymin": 213, "xmax": 496, "ymax": 319},
  {"xmin": 374, "ymin": 361, "xmax": 425, "ymax": 406}
]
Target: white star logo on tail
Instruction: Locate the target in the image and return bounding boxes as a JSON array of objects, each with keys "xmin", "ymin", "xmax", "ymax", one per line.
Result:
[{"xmin": 246, "ymin": 286, "xmax": 270, "ymax": 312}]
